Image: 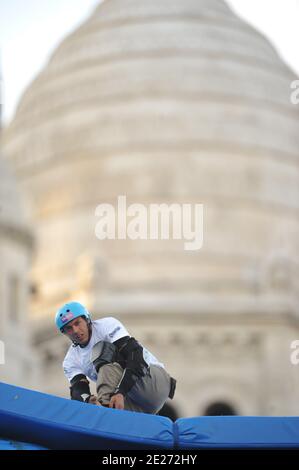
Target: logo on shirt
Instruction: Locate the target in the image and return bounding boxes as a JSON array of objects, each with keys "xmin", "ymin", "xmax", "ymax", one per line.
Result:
[
  {"xmin": 61, "ymin": 312, "xmax": 75, "ymax": 324},
  {"xmin": 109, "ymin": 326, "xmax": 121, "ymax": 338}
]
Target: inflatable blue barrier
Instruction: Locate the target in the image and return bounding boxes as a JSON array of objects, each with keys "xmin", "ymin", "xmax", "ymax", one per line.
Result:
[
  {"xmin": 176, "ymin": 416, "xmax": 299, "ymax": 449},
  {"xmin": 1, "ymin": 382, "xmax": 299, "ymax": 450},
  {"xmin": 0, "ymin": 382, "xmax": 173, "ymax": 450}
]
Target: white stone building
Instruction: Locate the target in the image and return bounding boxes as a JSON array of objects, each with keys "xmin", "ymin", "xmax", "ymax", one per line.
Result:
[
  {"xmin": 2, "ymin": 0, "xmax": 299, "ymax": 417},
  {"xmin": 0, "ymin": 141, "xmax": 38, "ymax": 389}
]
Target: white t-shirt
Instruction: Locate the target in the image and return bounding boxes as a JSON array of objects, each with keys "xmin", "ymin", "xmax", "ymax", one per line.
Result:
[{"xmin": 63, "ymin": 317, "xmax": 164, "ymax": 383}]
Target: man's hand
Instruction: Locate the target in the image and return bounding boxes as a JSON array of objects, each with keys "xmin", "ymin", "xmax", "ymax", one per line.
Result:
[
  {"xmin": 88, "ymin": 395, "xmax": 102, "ymax": 406},
  {"xmin": 109, "ymin": 393, "xmax": 125, "ymax": 410}
]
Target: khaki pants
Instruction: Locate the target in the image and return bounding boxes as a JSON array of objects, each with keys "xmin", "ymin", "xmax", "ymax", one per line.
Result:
[{"xmin": 96, "ymin": 362, "xmax": 171, "ymax": 414}]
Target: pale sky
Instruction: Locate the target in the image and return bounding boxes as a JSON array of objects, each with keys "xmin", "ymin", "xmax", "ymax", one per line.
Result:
[{"xmin": 0, "ymin": 0, "xmax": 298, "ymax": 125}]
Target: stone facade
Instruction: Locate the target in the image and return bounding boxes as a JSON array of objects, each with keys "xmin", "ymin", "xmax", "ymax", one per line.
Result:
[{"xmin": 0, "ymin": 151, "xmax": 38, "ymax": 388}]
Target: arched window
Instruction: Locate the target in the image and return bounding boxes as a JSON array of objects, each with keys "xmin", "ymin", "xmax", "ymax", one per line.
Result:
[{"xmin": 204, "ymin": 401, "xmax": 237, "ymax": 416}]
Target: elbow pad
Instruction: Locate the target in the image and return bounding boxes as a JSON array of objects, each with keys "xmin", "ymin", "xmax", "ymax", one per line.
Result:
[
  {"xmin": 91, "ymin": 341, "xmax": 117, "ymax": 373},
  {"xmin": 70, "ymin": 374, "xmax": 91, "ymax": 402}
]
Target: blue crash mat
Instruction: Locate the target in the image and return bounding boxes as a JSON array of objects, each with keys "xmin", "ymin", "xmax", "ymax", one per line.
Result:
[
  {"xmin": 0, "ymin": 382, "xmax": 173, "ymax": 450},
  {"xmin": 175, "ymin": 416, "xmax": 299, "ymax": 448}
]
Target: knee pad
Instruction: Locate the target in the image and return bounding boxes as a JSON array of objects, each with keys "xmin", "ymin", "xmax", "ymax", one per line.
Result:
[
  {"xmin": 91, "ymin": 341, "xmax": 117, "ymax": 373},
  {"xmin": 169, "ymin": 377, "xmax": 176, "ymax": 399}
]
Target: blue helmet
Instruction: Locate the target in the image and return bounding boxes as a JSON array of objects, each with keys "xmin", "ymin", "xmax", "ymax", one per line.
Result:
[{"xmin": 55, "ymin": 301, "xmax": 91, "ymax": 332}]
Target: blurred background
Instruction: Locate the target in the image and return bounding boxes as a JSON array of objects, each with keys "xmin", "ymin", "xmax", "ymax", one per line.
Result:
[{"xmin": 0, "ymin": 0, "xmax": 299, "ymax": 420}]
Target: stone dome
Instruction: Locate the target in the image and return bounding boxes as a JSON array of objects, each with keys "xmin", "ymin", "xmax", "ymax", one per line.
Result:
[{"xmin": 3, "ymin": 0, "xmax": 299, "ymax": 315}]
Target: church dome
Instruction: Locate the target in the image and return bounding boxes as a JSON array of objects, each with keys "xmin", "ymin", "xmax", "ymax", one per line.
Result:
[{"xmin": 3, "ymin": 0, "xmax": 299, "ymax": 314}]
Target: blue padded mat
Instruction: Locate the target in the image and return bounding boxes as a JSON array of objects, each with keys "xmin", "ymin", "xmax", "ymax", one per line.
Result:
[
  {"xmin": 0, "ymin": 382, "xmax": 173, "ymax": 450},
  {"xmin": 176, "ymin": 416, "xmax": 299, "ymax": 449}
]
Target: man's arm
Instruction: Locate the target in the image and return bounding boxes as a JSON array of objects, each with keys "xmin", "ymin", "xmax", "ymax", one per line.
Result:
[
  {"xmin": 110, "ymin": 336, "xmax": 149, "ymax": 405},
  {"xmin": 70, "ymin": 374, "xmax": 100, "ymax": 404}
]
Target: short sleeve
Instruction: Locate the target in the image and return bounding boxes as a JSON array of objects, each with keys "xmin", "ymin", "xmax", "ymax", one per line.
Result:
[
  {"xmin": 63, "ymin": 349, "xmax": 84, "ymax": 383},
  {"xmin": 102, "ymin": 317, "xmax": 130, "ymax": 343}
]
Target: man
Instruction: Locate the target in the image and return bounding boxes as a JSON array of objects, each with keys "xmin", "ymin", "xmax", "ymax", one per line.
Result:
[{"xmin": 55, "ymin": 301, "xmax": 176, "ymax": 413}]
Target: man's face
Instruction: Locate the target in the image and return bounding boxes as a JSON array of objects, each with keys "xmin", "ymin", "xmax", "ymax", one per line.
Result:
[{"xmin": 63, "ymin": 316, "xmax": 90, "ymax": 346}]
